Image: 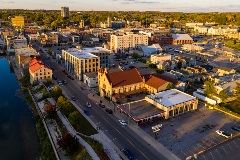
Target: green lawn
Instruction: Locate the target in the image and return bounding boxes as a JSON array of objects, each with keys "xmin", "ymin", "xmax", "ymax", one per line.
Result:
[{"xmin": 220, "ymin": 98, "xmax": 240, "ymax": 114}]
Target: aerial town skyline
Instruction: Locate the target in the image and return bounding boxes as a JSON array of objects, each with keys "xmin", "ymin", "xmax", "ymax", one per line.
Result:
[{"xmin": 0, "ymin": 0, "xmax": 240, "ymax": 12}]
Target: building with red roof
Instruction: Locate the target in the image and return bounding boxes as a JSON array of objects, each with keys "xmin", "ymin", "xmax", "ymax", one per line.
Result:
[{"xmin": 29, "ymin": 58, "xmax": 52, "ymax": 84}]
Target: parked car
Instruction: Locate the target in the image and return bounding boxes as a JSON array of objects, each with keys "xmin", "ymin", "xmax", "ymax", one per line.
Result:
[
  {"xmin": 86, "ymin": 102, "xmax": 91, "ymax": 108},
  {"xmin": 84, "ymin": 110, "xmax": 91, "ymax": 116},
  {"xmin": 52, "ymin": 74, "xmax": 57, "ymax": 80},
  {"xmin": 231, "ymin": 126, "xmax": 240, "ymax": 131},
  {"xmin": 121, "ymin": 148, "xmax": 135, "ymax": 160},
  {"xmin": 106, "ymin": 108, "xmax": 113, "ymax": 114},
  {"xmin": 216, "ymin": 130, "xmax": 232, "ymax": 138},
  {"xmin": 47, "ymin": 86, "xmax": 54, "ymax": 91},
  {"xmin": 62, "ymin": 80, "xmax": 67, "ymax": 84},
  {"xmin": 71, "ymin": 96, "xmax": 76, "ymax": 101},
  {"xmin": 99, "ymin": 103, "xmax": 106, "ymax": 108},
  {"xmin": 119, "ymin": 120, "xmax": 127, "ymax": 126},
  {"xmin": 58, "ymin": 81, "xmax": 63, "ymax": 85}
]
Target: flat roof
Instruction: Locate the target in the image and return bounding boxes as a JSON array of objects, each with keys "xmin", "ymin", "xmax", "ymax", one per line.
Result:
[
  {"xmin": 84, "ymin": 72, "xmax": 98, "ymax": 78},
  {"xmin": 146, "ymin": 89, "xmax": 196, "ymax": 107},
  {"xmin": 15, "ymin": 47, "xmax": 38, "ymax": 56},
  {"xmin": 64, "ymin": 48, "xmax": 98, "ymax": 59},
  {"xmin": 118, "ymin": 99, "xmax": 164, "ymax": 121}
]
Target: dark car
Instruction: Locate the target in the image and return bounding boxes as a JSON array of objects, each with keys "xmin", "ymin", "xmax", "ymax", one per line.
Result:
[
  {"xmin": 62, "ymin": 80, "xmax": 67, "ymax": 84},
  {"xmin": 71, "ymin": 96, "xmax": 76, "ymax": 101},
  {"xmin": 121, "ymin": 148, "xmax": 134, "ymax": 160},
  {"xmin": 106, "ymin": 108, "xmax": 113, "ymax": 114},
  {"xmin": 84, "ymin": 110, "xmax": 91, "ymax": 116},
  {"xmin": 232, "ymin": 126, "xmax": 240, "ymax": 131},
  {"xmin": 67, "ymin": 75, "xmax": 71, "ymax": 79},
  {"xmin": 52, "ymin": 74, "xmax": 57, "ymax": 80}
]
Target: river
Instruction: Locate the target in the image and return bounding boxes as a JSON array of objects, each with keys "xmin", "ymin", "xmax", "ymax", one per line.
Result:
[{"xmin": 0, "ymin": 57, "xmax": 41, "ymax": 160}]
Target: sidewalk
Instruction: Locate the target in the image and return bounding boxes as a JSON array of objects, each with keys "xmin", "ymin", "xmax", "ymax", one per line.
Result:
[
  {"xmin": 61, "ymin": 89, "xmax": 122, "ymax": 160},
  {"xmin": 57, "ymin": 110, "xmax": 100, "ymax": 160},
  {"xmin": 88, "ymin": 93, "xmax": 180, "ymax": 160}
]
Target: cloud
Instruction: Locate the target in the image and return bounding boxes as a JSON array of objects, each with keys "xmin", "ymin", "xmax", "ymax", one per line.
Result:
[{"xmin": 120, "ymin": 0, "xmax": 162, "ymax": 5}]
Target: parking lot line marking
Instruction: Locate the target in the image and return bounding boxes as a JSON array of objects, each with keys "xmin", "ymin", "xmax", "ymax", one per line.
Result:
[
  {"xmin": 232, "ymin": 140, "xmax": 240, "ymax": 149},
  {"xmin": 221, "ymin": 146, "xmax": 227, "ymax": 155},
  {"xmin": 209, "ymin": 151, "xmax": 215, "ymax": 160},
  {"xmin": 215, "ymin": 149, "xmax": 222, "ymax": 160},
  {"xmin": 226, "ymin": 143, "xmax": 234, "ymax": 152},
  {"xmin": 201, "ymin": 154, "xmax": 208, "ymax": 160}
]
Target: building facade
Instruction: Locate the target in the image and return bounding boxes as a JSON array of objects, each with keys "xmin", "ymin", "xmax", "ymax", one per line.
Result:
[
  {"xmin": 61, "ymin": 7, "xmax": 69, "ymax": 18},
  {"xmin": 146, "ymin": 89, "xmax": 198, "ymax": 119},
  {"xmin": 98, "ymin": 68, "xmax": 145, "ymax": 98},
  {"xmin": 29, "ymin": 58, "xmax": 52, "ymax": 84},
  {"xmin": 62, "ymin": 49, "xmax": 100, "ymax": 80},
  {"xmin": 110, "ymin": 32, "xmax": 148, "ymax": 52},
  {"xmin": 11, "ymin": 16, "xmax": 32, "ymax": 27}
]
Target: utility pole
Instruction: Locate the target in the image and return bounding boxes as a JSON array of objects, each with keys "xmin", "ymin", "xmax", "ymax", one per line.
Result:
[{"xmin": 128, "ymin": 103, "xmax": 131, "ymax": 125}]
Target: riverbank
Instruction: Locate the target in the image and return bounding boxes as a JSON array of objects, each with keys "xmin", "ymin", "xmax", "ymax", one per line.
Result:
[
  {"xmin": 9, "ymin": 57, "xmax": 57, "ymax": 160},
  {"xmin": 0, "ymin": 58, "xmax": 41, "ymax": 160}
]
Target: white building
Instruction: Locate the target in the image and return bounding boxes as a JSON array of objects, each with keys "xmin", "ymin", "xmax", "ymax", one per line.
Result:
[
  {"xmin": 146, "ymin": 89, "xmax": 198, "ymax": 119},
  {"xmin": 83, "ymin": 72, "xmax": 98, "ymax": 88},
  {"xmin": 62, "ymin": 49, "xmax": 100, "ymax": 80},
  {"xmin": 110, "ymin": 32, "xmax": 148, "ymax": 52}
]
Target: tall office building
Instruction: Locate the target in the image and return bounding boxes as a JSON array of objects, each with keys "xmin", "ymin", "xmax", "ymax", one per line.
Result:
[
  {"xmin": 110, "ymin": 32, "xmax": 148, "ymax": 52},
  {"xmin": 61, "ymin": 7, "xmax": 69, "ymax": 18},
  {"xmin": 107, "ymin": 17, "xmax": 112, "ymax": 28},
  {"xmin": 80, "ymin": 20, "xmax": 85, "ymax": 28}
]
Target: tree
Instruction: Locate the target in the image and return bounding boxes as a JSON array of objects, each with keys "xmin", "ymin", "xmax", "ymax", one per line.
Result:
[
  {"xmin": 204, "ymin": 80, "xmax": 216, "ymax": 97},
  {"xmin": 218, "ymin": 89, "xmax": 228, "ymax": 102},
  {"xmin": 48, "ymin": 49, "xmax": 52, "ymax": 56},
  {"xmin": 51, "ymin": 86, "xmax": 62, "ymax": 100},
  {"xmin": 132, "ymin": 52, "xmax": 139, "ymax": 59},
  {"xmin": 57, "ymin": 132, "xmax": 79, "ymax": 155},
  {"xmin": 166, "ymin": 83, "xmax": 173, "ymax": 90},
  {"xmin": 235, "ymin": 82, "xmax": 240, "ymax": 95},
  {"xmin": 234, "ymin": 39, "xmax": 237, "ymax": 45},
  {"xmin": 43, "ymin": 103, "xmax": 56, "ymax": 119},
  {"xmin": 177, "ymin": 61, "xmax": 182, "ymax": 69},
  {"xmin": 68, "ymin": 111, "xmax": 81, "ymax": 127},
  {"xmin": 57, "ymin": 96, "xmax": 74, "ymax": 116}
]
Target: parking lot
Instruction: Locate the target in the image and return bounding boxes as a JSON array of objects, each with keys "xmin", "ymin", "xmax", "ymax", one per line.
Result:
[
  {"xmin": 112, "ymin": 57, "xmax": 156, "ymax": 75},
  {"xmin": 198, "ymin": 137, "xmax": 240, "ymax": 160},
  {"xmin": 141, "ymin": 102, "xmax": 240, "ymax": 159}
]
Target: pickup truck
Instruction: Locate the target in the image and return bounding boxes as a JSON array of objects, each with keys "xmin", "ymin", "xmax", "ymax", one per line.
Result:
[{"xmin": 216, "ymin": 130, "xmax": 232, "ymax": 139}]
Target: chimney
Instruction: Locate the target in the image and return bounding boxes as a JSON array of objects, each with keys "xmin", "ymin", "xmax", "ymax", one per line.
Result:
[{"xmin": 104, "ymin": 67, "xmax": 108, "ymax": 73}]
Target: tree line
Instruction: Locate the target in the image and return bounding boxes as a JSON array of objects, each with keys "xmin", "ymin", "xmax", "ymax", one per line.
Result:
[{"xmin": 1, "ymin": 10, "xmax": 240, "ymax": 29}]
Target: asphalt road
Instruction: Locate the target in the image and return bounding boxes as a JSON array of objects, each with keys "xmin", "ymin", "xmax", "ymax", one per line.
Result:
[{"xmin": 37, "ymin": 48, "xmax": 168, "ymax": 160}]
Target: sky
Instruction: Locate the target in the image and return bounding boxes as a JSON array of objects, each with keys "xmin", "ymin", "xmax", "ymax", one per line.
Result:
[{"xmin": 0, "ymin": 0, "xmax": 240, "ymax": 12}]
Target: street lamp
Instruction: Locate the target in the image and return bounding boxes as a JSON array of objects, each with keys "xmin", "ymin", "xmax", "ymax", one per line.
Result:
[
  {"xmin": 128, "ymin": 103, "xmax": 131, "ymax": 125},
  {"xmin": 152, "ymin": 124, "xmax": 162, "ymax": 140}
]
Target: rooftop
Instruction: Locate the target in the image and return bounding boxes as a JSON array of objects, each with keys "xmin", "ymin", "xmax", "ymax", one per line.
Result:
[
  {"xmin": 146, "ymin": 89, "xmax": 196, "ymax": 107},
  {"xmin": 15, "ymin": 47, "xmax": 38, "ymax": 56},
  {"xmin": 118, "ymin": 99, "xmax": 164, "ymax": 121},
  {"xmin": 106, "ymin": 68, "xmax": 143, "ymax": 88},
  {"xmin": 172, "ymin": 34, "xmax": 193, "ymax": 41},
  {"xmin": 64, "ymin": 48, "xmax": 98, "ymax": 59}
]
